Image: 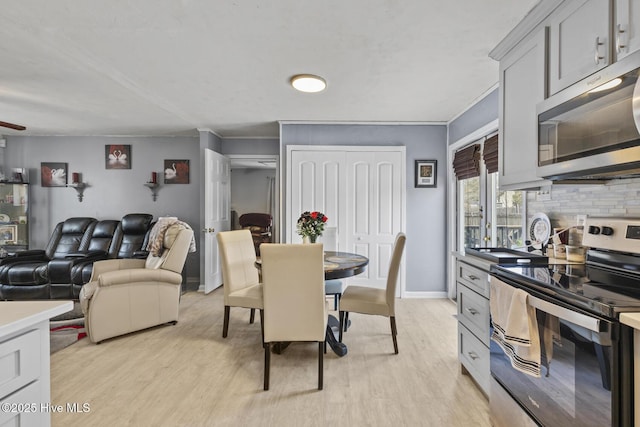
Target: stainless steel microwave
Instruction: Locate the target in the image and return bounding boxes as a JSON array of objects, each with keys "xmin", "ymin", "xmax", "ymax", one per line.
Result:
[{"xmin": 537, "ymin": 49, "xmax": 640, "ymax": 181}]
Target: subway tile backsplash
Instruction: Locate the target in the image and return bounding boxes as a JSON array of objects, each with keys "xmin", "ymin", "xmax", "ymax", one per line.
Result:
[{"xmin": 527, "ymin": 177, "xmax": 640, "ymax": 228}]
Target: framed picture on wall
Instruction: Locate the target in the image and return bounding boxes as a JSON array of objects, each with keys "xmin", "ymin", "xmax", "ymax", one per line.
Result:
[
  {"xmin": 164, "ymin": 159, "xmax": 190, "ymax": 184},
  {"xmin": 0, "ymin": 224, "xmax": 17, "ymax": 244},
  {"xmin": 41, "ymin": 162, "xmax": 68, "ymax": 187},
  {"xmin": 105, "ymin": 144, "xmax": 131, "ymax": 169},
  {"xmin": 415, "ymin": 160, "xmax": 437, "ymax": 188}
]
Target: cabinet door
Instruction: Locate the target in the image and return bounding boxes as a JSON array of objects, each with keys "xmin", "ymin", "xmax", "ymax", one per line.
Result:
[
  {"xmin": 498, "ymin": 29, "xmax": 550, "ymax": 190},
  {"xmin": 615, "ymin": 0, "xmax": 640, "ymax": 60},
  {"xmin": 548, "ymin": 0, "xmax": 611, "ymax": 95}
]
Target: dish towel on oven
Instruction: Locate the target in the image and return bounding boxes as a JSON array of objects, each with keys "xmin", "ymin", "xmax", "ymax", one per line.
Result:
[{"xmin": 490, "ymin": 278, "xmax": 541, "ymax": 377}]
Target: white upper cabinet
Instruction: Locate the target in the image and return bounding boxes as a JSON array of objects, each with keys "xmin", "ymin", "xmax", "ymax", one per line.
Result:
[
  {"xmin": 498, "ymin": 29, "xmax": 551, "ymax": 190},
  {"xmin": 548, "ymin": 0, "xmax": 611, "ymax": 95},
  {"xmin": 615, "ymin": 0, "xmax": 640, "ymax": 60}
]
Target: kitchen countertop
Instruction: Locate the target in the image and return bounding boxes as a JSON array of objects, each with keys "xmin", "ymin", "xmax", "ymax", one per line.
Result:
[{"xmin": 0, "ymin": 300, "xmax": 73, "ymax": 338}]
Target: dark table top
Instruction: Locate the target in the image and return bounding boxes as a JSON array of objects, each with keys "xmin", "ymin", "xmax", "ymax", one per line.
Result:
[{"xmin": 322, "ymin": 251, "xmax": 369, "ymax": 280}]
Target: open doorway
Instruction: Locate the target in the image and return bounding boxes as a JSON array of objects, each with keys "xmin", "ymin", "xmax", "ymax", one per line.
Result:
[{"xmin": 228, "ymin": 155, "xmax": 279, "ymax": 243}]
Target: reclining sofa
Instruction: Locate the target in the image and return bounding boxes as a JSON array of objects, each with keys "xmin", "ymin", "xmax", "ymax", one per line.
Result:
[{"xmin": 0, "ymin": 213, "xmax": 155, "ymax": 300}]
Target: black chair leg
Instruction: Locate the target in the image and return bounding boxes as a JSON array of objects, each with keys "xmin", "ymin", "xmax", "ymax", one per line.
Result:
[
  {"xmin": 390, "ymin": 316, "xmax": 398, "ymax": 354},
  {"xmin": 264, "ymin": 342, "xmax": 271, "ymax": 390},
  {"xmin": 259, "ymin": 309, "xmax": 265, "ymax": 346},
  {"xmin": 339, "ymin": 311, "xmax": 344, "ymax": 342},
  {"xmin": 223, "ymin": 306, "xmax": 230, "ymax": 338},
  {"xmin": 250, "ymin": 308, "xmax": 256, "ymax": 324},
  {"xmin": 344, "ymin": 312, "xmax": 349, "ymax": 332},
  {"xmin": 318, "ymin": 342, "xmax": 324, "ymax": 390}
]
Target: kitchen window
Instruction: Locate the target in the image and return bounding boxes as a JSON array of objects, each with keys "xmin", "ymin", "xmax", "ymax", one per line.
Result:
[{"xmin": 455, "ymin": 135, "xmax": 525, "ymax": 251}]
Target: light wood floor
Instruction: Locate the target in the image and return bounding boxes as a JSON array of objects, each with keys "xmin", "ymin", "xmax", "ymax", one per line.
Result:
[{"xmin": 50, "ymin": 289, "xmax": 490, "ymax": 426}]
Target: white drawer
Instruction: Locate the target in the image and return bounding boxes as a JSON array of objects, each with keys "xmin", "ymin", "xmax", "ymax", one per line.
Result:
[
  {"xmin": 457, "ymin": 260, "xmax": 490, "ymax": 298},
  {"xmin": 457, "ymin": 284, "xmax": 490, "ymax": 346},
  {"xmin": 459, "ymin": 323, "xmax": 490, "ymax": 395},
  {"xmin": 0, "ymin": 329, "xmax": 41, "ymax": 400},
  {"xmin": 0, "ymin": 380, "xmax": 45, "ymax": 427}
]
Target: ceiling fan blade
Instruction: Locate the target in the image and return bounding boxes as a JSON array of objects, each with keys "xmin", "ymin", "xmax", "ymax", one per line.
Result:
[{"xmin": 0, "ymin": 121, "xmax": 26, "ymax": 131}]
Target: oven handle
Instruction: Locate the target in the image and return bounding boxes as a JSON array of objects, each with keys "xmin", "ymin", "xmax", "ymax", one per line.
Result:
[{"xmin": 528, "ymin": 294, "xmax": 600, "ymax": 333}]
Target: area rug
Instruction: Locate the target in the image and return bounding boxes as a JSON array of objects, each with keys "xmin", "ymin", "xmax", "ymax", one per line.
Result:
[{"xmin": 50, "ymin": 302, "xmax": 86, "ymax": 353}]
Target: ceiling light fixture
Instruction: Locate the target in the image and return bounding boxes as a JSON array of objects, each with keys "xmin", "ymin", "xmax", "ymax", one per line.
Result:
[
  {"xmin": 589, "ymin": 77, "xmax": 623, "ymax": 93},
  {"xmin": 290, "ymin": 74, "xmax": 327, "ymax": 93}
]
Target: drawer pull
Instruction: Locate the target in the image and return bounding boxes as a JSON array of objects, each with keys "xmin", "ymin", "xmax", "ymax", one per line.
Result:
[
  {"xmin": 465, "ymin": 307, "xmax": 479, "ymax": 315},
  {"xmin": 468, "ymin": 351, "xmax": 479, "ymax": 360},
  {"xmin": 467, "ymin": 274, "xmax": 479, "ymax": 281}
]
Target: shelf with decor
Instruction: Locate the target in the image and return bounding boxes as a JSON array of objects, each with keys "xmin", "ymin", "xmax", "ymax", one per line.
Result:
[{"xmin": 0, "ymin": 183, "xmax": 29, "ymax": 253}]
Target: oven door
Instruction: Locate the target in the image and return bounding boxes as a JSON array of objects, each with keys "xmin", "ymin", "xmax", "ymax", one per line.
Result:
[{"xmin": 490, "ymin": 276, "xmax": 629, "ymax": 427}]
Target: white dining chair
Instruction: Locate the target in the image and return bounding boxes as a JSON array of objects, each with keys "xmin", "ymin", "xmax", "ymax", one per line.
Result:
[{"xmin": 322, "ymin": 227, "xmax": 344, "ymax": 310}]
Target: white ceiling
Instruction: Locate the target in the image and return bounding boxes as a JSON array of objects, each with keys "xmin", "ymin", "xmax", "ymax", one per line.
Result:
[{"xmin": 0, "ymin": 0, "xmax": 539, "ymax": 139}]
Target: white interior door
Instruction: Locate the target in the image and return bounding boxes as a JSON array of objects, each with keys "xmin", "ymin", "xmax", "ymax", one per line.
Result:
[
  {"xmin": 204, "ymin": 148, "xmax": 230, "ymax": 294},
  {"xmin": 346, "ymin": 151, "xmax": 403, "ymax": 293}
]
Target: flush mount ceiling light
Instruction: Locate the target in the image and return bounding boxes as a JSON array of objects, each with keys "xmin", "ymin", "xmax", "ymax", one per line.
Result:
[
  {"xmin": 290, "ymin": 74, "xmax": 327, "ymax": 93},
  {"xmin": 589, "ymin": 77, "xmax": 623, "ymax": 93}
]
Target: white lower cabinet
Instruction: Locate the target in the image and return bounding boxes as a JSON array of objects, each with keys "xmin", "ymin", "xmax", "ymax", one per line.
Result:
[{"xmin": 456, "ymin": 256, "xmax": 491, "ymax": 395}]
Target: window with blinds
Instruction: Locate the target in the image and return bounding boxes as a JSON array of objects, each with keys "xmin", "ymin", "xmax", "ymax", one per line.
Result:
[{"xmin": 452, "ymin": 144, "xmax": 481, "ymax": 180}]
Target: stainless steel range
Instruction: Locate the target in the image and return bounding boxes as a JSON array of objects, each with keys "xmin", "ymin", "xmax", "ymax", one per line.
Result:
[{"xmin": 490, "ymin": 217, "xmax": 640, "ymax": 427}]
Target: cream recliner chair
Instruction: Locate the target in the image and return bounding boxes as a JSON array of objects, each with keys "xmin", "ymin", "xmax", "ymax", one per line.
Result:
[{"xmin": 80, "ymin": 223, "xmax": 194, "ymax": 343}]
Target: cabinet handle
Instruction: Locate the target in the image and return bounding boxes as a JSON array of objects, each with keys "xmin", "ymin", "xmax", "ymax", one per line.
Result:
[
  {"xmin": 467, "ymin": 274, "xmax": 479, "ymax": 281},
  {"xmin": 466, "ymin": 307, "xmax": 479, "ymax": 316},
  {"xmin": 594, "ymin": 36, "xmax": 605, "ymax": 64},
  {"xmin": 468, "ymin": 351, "xmax": 479, "ymax": 360},
  {"xmin": 616, "ymin": 24, "xmax": 627, "ymax": 53}
]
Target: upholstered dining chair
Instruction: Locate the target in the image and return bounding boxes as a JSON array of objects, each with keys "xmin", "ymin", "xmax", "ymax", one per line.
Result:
[
  {"xmin": 217, "ymin": 230, "xmax": 264, "ymax": 339},
  {"xmin": 338, "ymin": 233, "xmax": 406, "ymax": 354},
  {"xmin": 322, "ymin": 227, "xmax": 344, "ymax": 310},
  {"xmin": 261, "ymin": 243, "xmax": 327, "ymax": 391}
]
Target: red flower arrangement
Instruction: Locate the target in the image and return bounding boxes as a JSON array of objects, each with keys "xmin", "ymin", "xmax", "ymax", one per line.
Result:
[{"xmin": 297, "ymin": 211, "xmax": 328, "ymax": 242}]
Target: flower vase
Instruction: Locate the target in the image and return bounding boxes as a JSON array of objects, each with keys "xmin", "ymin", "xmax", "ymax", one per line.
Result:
[
  {"xmin": 302, "ymin": 235, "xmax": 318, "ymax": 244},
  {"xmin": 310, "ymin": 235, "xmax": 317, "ymax": 243}
]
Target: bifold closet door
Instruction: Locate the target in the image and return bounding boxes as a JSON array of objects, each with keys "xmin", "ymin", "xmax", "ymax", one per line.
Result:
[
  {"xmin": 345, "ymin": 151, "xmax": 403, "ymax": 291},
  {"xmin": 289, "ymin": 150, "xmax": 347, "ymax": 245}
]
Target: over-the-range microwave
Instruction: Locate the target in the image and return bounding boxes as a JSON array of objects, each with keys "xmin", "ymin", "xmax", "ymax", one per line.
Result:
[{"xmin": 537, "ymin": 49, "xmax": 640, "ymax": 181}]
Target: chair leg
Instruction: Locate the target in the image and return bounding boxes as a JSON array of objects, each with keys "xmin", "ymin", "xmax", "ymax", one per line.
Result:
[
  {"xmin": 223, "ymin": 306, "xmax": 230, "ymax": 338},
  {"xmin": 318, "ymin": 341, "xmax": 324, "ymax": 390},
  {"xmin": 344, "ymin": 312, "xmax": 349, "ymax": 332},
  {"xmin": 264, "ymin": 342, "xmax": 271, "ymax": 390},
  {"xmin": 338, "ymin": 311, "xmax": 345, "ymax": 342},
  {"xmin": 250, "ymin": 308, "xmax": 256, "ymax": 324},
  {"xmin": 259, "ymin": 309, "xmax": 265, "ymax": 346},
  {"xmin": 390, "ymin": 316, "xmax": 398, "ymax": 354}
]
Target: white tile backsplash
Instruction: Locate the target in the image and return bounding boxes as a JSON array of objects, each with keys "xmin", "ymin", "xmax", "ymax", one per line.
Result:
[{"xmin": 527, "ymin": 177, "xmax": 640, "ymax": 228}]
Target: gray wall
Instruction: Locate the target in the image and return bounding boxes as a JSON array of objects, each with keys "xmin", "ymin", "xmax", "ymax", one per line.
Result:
[
  {"xmin": 5, "ymin": 135, "xmax": 201, "ymax": 283},
  {"xmin": 280, "ymin": 123, "xmax": 448, "ymax": 295},
  {"xmin": 448, "ymin": 87, "xmax": 498, "ymax": 144}
]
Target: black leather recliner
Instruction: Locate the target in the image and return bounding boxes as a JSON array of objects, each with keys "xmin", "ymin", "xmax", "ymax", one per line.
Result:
[
  {"xmin": 49, "ymin": 219, "xmax": 120, "ymax": 299},
  {"xmin": 0, "ymin": 217, "xmax": 97, "ymax": 300},
  {"xmin": 69, "ymin": 213, "xmax": 154, "ymax": 292}
]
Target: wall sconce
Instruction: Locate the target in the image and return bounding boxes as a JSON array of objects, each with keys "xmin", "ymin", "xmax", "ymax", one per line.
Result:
[
  {"xmin": 67, "ymin": 172, "xmax": 88, "ymax": 202},
  {"xmin": 144, "ymin": 171, "xmax": 160, "ymax": 201}
]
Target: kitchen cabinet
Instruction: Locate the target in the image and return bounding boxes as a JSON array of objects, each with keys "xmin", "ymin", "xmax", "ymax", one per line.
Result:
[
  {"xmin": 615, "ymin": 0, "xmax": 640, "ymax": 60},
  {"xmin": 0, "ymin": 301, "xmax": 73, "ymax": 427},
  {"xmin": 0, "ymin": 183, "xmax": 29, "ymax": 252},
  {"xmin": 548, "ymin": 0, "xmax": 611, "ymax": 95},
  {"xmin": 456, "ymin": 254, "xmax": 491, "ymax": 395},
  {"xmin": 498, "ymin": 29, "xmax": 551, "ymax": 190}
]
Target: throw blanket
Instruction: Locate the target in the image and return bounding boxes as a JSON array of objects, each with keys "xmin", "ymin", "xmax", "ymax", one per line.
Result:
[
  {"xmin": 147, "ymin": 217, "xmax": 197, "ymax": 256},
  {"xmin": 490, "ymin": 278, "xmax": 541, "ymax": 378}
]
